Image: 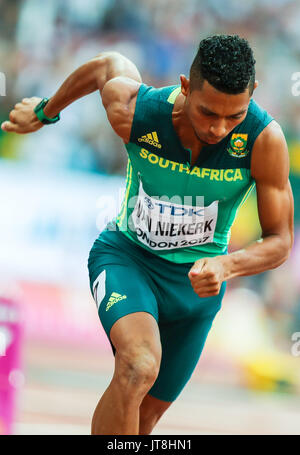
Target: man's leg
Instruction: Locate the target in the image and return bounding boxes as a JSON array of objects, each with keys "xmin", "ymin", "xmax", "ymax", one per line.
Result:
[
  {"xmin": 91, "ymin": 312, "xmax": 162, "ymax": 435},
  {"xmin": 137, "ymin": 310, "xmax": 222, "ymax": 434},
  {"xmin": 139, "ymin": 394, "xmax": 172, "ymax": 435}
]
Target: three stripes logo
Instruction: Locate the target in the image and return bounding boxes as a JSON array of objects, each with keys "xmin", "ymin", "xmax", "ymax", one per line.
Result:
[
  {"xmin": 106, "ymin": 292, "xmax": 127, "ymax": 312},
  {"xmin": 138, "ymin": 131, "xmax": 162, "ymax": 149}
]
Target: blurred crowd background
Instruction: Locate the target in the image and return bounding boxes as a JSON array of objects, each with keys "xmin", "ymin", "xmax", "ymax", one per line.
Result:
[{"xmin": 0, "ymin": 0, "xmax": 300, "ymax": 434}]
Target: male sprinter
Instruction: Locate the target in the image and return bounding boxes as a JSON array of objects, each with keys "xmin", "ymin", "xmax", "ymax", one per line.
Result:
[{"xmin": 2, "ymin": 35, "xmax": 294, "ymax": 435}]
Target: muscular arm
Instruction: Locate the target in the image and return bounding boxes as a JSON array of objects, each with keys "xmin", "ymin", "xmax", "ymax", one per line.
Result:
[
  {"xmin": 189, "ymin": 120, "xmax": 294, "ymax": 297},
  {"xmin": 220, "ymin": 120, "xmax": 294, "ymax": 279},
  {"xmin": 1, "ymin": 51, "xmax": 142, "ymax": 138}
]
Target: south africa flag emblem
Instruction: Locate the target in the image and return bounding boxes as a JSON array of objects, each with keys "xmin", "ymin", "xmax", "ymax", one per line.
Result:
[{"xmin": 227, "ymin": 134, "xmax": 249, "ymax": 158}]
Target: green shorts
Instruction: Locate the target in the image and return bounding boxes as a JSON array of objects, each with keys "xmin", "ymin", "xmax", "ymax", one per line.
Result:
[{"xmin": 88, "ymin": 228, "xmax": 226, "ymax": 402}]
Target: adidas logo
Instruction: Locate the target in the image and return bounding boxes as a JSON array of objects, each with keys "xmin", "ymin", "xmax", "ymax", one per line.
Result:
[
  {"xmin": 138, "ymin": 131, "xmax": 162, "ymax": 148},
  {"xmin": 106, "ymin": 292, "xmax": 127, "ymax": 312}
]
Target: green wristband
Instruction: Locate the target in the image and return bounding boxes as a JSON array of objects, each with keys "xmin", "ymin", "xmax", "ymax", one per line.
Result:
[{"xmin": 34, "ymin": 98, "xmax": 60, "ymax": 125}]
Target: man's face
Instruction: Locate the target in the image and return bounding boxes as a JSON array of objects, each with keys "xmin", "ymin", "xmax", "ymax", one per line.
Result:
[{"xmin": 181, "ymin": 78, "xmax": 253, "ymax": 145}]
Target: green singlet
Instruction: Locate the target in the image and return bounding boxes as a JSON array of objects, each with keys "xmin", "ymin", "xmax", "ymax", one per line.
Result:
[
  {"xmin": 88, "ymin": 84, "xmax": 274, "ymax": 402},
  {"xmin": 112, "ymin": 84, "xmax": 273, "ymax": 263}
]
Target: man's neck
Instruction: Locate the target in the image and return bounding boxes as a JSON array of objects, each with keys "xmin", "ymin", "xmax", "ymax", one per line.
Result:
[{"xmin": 172, "ymin": 94, "xmax": 204, "ymax": 152}]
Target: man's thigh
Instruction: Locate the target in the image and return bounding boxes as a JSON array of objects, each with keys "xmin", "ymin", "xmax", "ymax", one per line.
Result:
[
  {"xmin": 91, "ymin": 263, "xmax": 163, "ymax": 384},
  {"xmin": 110, "ymin": 312, "xmax": 162, "ymax": 364},
  {"xmin": 148, "ymin": 311, "xmax": 220, "ymax": 402},
  {"xmin": 90, "ymin": 260, "xmax": 158, "ymax": 334}
]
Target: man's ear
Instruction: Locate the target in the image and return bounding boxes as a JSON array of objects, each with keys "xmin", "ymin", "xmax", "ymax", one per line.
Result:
[
  {"xmin": 180, "ymin": 74, "xmax": 190, "ymax": 97},
  {"xmin": 253, "ymin": 80, "xmax": 259, "ymax": 91}
]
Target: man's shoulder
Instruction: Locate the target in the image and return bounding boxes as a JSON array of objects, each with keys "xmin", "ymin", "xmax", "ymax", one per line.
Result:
[
  {"xmin": 254, "ymin": 119, "xmax": 285, "ymax": 146},
  {"xmin": 251, "ymin": 119, "xmax": 288, "ymax": 183},
  {"xmin": 136, "ymin": 83, "xmax": 180, "ymax": 104},
  {"xmin": 234, "ymin": 98, "xmax": 275, "ymax": 152},
  {"xmin": 246, "ymin": 98, "xmax": 273, "ymax": 123}
]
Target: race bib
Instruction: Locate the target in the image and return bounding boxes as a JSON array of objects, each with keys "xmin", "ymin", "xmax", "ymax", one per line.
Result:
[{"xmin": 131, "ymin": 182, "xmax": 218, "ymax": 250}]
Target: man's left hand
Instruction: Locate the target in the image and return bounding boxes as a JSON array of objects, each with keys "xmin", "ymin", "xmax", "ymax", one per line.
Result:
[
  {"xmin": 1, "ymin": 97, "xmax": 43, "ymax": 134},
  {"xmin": 188, "ymin": 257, "xmax": 225, "ymax": 298}
]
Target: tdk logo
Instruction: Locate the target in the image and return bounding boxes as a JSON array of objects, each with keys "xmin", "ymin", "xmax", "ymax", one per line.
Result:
[{"xmin": 154, "ymin": 202, "xmax": 204, "ymax": 216}]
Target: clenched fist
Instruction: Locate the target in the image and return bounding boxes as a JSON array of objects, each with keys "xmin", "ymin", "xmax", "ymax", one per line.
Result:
[
  {"xmin": 188, "ymin": 257, "xmax": 225, "ymax": 298},
  {"xmin": 1, "ymin": 97, "xmax": 43, "ymax": 134}
]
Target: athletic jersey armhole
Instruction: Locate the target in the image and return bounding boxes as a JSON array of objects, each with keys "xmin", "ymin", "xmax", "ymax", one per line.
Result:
[{"xmin": 249, "ymin": 99, "xmax": 274, "ymax": 144}]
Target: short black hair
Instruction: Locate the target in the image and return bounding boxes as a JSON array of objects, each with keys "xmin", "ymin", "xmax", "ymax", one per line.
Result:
[{"xmin": 190, "ymin": 34, "xmax": 256, "ymax": 95}]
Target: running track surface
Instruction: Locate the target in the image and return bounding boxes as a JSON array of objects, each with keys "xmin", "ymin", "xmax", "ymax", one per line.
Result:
[{"xmin": 14, "ymin": 341, "xmax": 300, "ymax": 435}]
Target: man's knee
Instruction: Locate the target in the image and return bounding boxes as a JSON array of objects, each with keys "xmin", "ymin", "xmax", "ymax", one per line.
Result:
[
  {"xmin": 110, "ymin": 313, "xmax": 162, "ymax": 397},
  {"xmin": 113, "ymin": 343, "xmax": 161, "ymax": 396}
]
